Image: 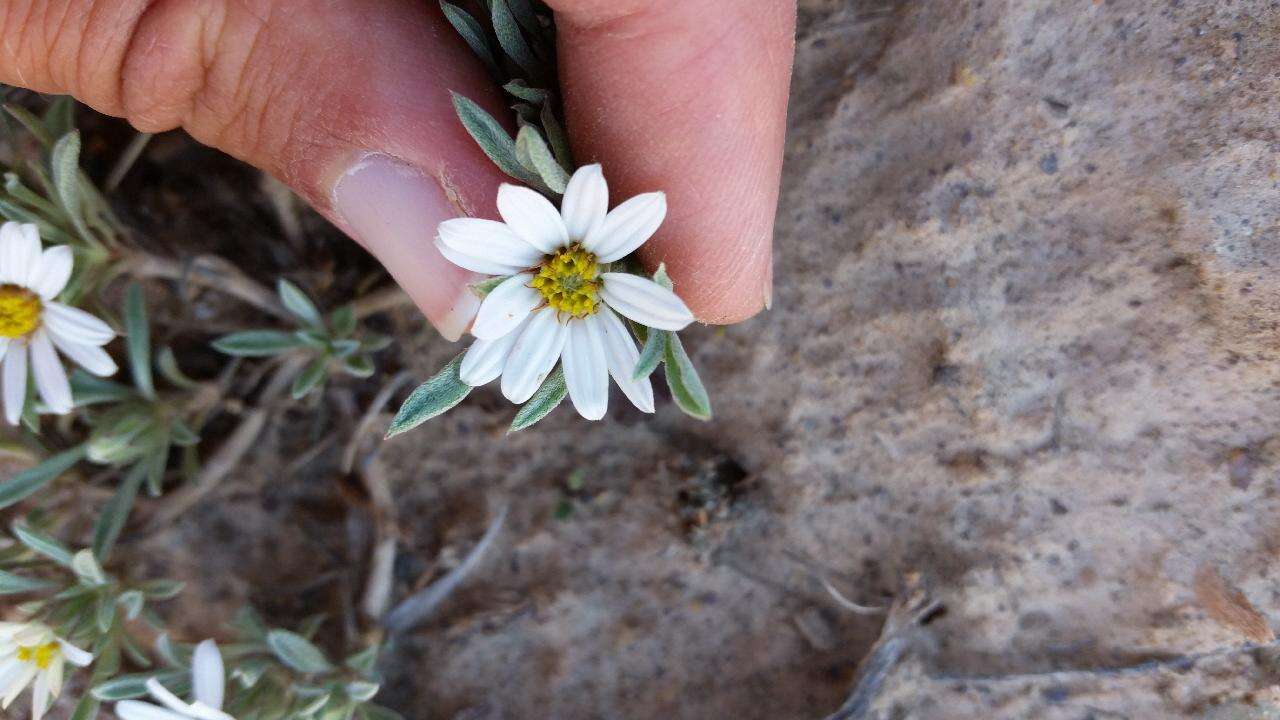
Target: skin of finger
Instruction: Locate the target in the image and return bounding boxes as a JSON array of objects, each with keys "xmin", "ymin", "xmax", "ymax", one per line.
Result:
[
  {"xmin": 549, "ymin": 0, "xmax": 796, "ymax": 324},
  {"xmin": 0, "ymin": 0, "xmax": 514, "ymax": 331}
]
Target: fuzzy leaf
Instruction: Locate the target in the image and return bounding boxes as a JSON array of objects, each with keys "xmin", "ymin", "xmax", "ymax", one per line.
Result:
[
  {"xmin": 123, "ymin": 282, "xmax": 154, "ymax": 399},
  {"xmin": 633, "ymin": 328, "xmax": 668, "ymax": 381},
  {"xmin": 0, "ymin": 444, "xmax": 86, "ymax": 509},
  {"xmin": 470, "ymin": 274, "xmax": 510, "ymax": 298},
  {"xmin": 72, "ymin": 549, "xmax": 108, "ymax": 586},
  {"xmin": 663, "ymin": 334, "xmax": 712, "ymax": 420},
  {"xmin": 12, "ymin": 523, "xmax": 74, "ymax": 566},
  {"xmin": 540, "ymin": 102, "xmax": 574, "ymax": 169},
  {"xmin": 440, "ymin": 2, "xmax": 500, "ymax": 76},
  {"xmin": 505, "ymin": 0, "xmax": 542, "ymax": 35},
  {"xmin": 92, "ymin": 461, "xmax": 146, "ymax": 561},
  {"xmin": 451, "ymin": 93, "xmax": 543, "ymax": 189},
  {"xmin": 342, "ymin": 354, "xmax": 374, "ymax": 378},
  {"xmin": 50, "ymin": 131, "xmax": 92, "ymax": 243},
  {"xmin": 69, "ymin": 372, "xmax": 136, "ymax": 408},
  {"xmin": 515, "ymin": 125, "xmax": 569, "ymax": 194},
  {"xmin": 330, "ymin": 304, "xmax": 356, "ymax": 338},
  {"xmin": 291, "ymin": 357, "xmax": 328, "ymax": 399},
  {"xmin": 42, "ymin": 97, "xmax": 76, "ymax": 141},
  {"xmin": 491, "ymin": 0, "xmax": 541, "ymax": 78},
  {"xmin": 277, "ymin": 278, "xmax": 323, "ymax": 327},
  {"xmin": 212, "ymin": 330, "xmax": 303, "ymax": 357},
  {"xmin": 509, "ymin": 366, "xmax": 566, "ymax": 432},
  {"xmin": 503, "ymin": 80, "xmax": 549, "ymax": 104},
  {"xmin": 387, "ymin": 353, "xmax": 471, "ymax": 437},
  {"xmin": 4, "ymin": 104, "xmax": 54, "ymax": 147},
  {"xmin": 156, "ymin": 347, "xmax": 200, "ymax": 389},
  {"xmin": 0, "ymin": 569, "xmax": 56, "ymax": 595},
  {"xmin": 267, "ymin": 630, "xmax": 334, "ymax": 674}
]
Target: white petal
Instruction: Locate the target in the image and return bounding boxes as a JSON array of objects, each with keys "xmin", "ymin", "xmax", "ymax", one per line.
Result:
[
  {"xmin": 28, "ymin": 245, "xmax": 73, "ymax": 300},
  {"xmin": 497, "ymin": 184, "xmax": 568, "ymax": 253},
  {"xmin": 460, "ymin": 316, "xmax": 528, "ymax": 386},
  {"xmin": 0, "ymin": 659, "xmax": 22, "ymax": 702},
  {"xmin": 470, "ymin": 274, "xmax": 541, "ymax": 340},
  {"xmin": 0, "ymin": 222, "xmax": 41, "ymax": 287},
  {"xmin": 47, "ymin": 657, "xmax": 62, "ymax": 697},
  {"xmin": 599, "ymin": 273, "xmax": 694, "ymax": 331},
  {"xmin": 145, "ymin": 678, "xmax": 229, "ymax": 720},
  {"xmin": 597, "ymin": 305, "xmax": 654, "ymax": 413},
  {"xmin": 434, "ymin": 241, "xmax": 523, "ymax": 277},
  {"xmin": 2, "ymin": 664, "xmax": 35, "ymax": 707},
  {"xmin": 560, "ymin": 316, "xmax": 609, "ymax": 420},
  {"xmin": 582, "ymin": 192, "xmax": 666, "ymax": 263},
  {"xmin": 0, "ymin": 338, "xmax": 8, "ymax": 363},
  {"xmin": 500, "ymin": 309, "xmax": 569, "ymax": 404},
  {"xmin": 57, "ymin": 639, "xmax": 92, "ymax": 668},
  {"xmin": 438, "ymin": 218, "xmax": 545, "ymax": 269},
  {"xmin": 2, "ymin": 342, "xmax": 27, "ymax": 426},
  {"xmin": 43, "ymin": 302, "xmax": 115, "ymax": 346},
  {"xmin": 31, "ymin": 668, "xmax": 48, "ymax": 720},
  {"xmin": 115, "ymin": 701, "xmax": 193, "ymax": 720},
  {"xmin": 30, "ymin": 330, "xmax": 71, "ymax": 414},
  {"xmin": 191, "ymin": 640, "xmax": 224, "ymax": 710},
  {"xmin": 48, "ymin": 333, "xmax": 117, "ymax": 377},
  {"xmin": 560, "ymin": 164, "xmax": 609, "ymax": 241}
]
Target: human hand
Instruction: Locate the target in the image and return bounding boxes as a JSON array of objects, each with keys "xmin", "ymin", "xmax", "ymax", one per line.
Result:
[{"xmin": 0, "ymin": 0, "xmax": 794, "ymax": 340}]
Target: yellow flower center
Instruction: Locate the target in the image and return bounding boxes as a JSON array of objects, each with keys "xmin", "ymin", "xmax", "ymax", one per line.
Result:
[
  {"xmin": 529, "ymin": 244, "xmax": 601, "ymax": 318},
  {"xmin": 0, "ymin": 284, "xmax": 41, "ymax": 338},
  {"xmin": 17, "ymin": 642, "xmax": 59, "ymax": 669}
]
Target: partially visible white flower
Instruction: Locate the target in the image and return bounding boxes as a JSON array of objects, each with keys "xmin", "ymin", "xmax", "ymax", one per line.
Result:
[
  {"xmin": 438, "ymin": 164, "xmax": 694, "ymax": 420},
  {"xmin": 0, "ymin": 621, "xmax": 94, "ymax": 720},
  {"xmin": 116, "ymin": 639, "xmax": 233, "ymax": 720},
  {"xmin": 0, "ymin": 221, "xmax": 117, "ymax": 425}
]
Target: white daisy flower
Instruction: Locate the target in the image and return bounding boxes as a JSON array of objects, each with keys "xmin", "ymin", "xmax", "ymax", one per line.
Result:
[
  {"xmin": 438, "ymin": 165, "xmax": 694, "ymax": 420},
  {"xmin": 0, "ymin": 222, "xmax": 118, "ymax": 425},
  {"xmin": 0, "ymin": 621, "xmax": 94, "ymax": 720},
  {"xmin": 116, "ymin": 639, "xmax": 234, "ymax": 720}
]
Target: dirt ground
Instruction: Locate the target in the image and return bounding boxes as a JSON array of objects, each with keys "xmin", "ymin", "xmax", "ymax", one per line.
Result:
[{"xmin": 77, "ymin": 1, "xmax": 1280, "ymax": 718}]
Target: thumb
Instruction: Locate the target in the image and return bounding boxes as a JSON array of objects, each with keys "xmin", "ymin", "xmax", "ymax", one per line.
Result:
[{"xmin": 0, "ymin": 0, "xmax": 507, "ymax": 340}]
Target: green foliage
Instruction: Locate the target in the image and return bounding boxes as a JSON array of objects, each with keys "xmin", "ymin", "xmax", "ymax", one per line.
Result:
[{"xmin": 386, "ymin": 353, "xmax": 471, "ymax": 438}]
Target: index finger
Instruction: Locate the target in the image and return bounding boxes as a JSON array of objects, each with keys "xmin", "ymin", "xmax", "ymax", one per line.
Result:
[{"xmin": 548, "ymin": 0, "xmax": 796, "ymax": 324}]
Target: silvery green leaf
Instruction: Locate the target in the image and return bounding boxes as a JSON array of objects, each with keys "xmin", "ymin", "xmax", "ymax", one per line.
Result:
[
  {"xmin": 123, "ymin": 282, "xmax": 154, "ymax": 399},
  {"xmin": 505, "ymin": 0, "xmax": 542, "ymax": 36},
  {"xmin": 346, "ymin": 681, "xmax": 380, "ymax": 702},
  {"xmin": 509, "ymin": 366, "xmax": 566, "ymax": 432},
  {"xmin": 342, "ymin": 354, "xmax": 374, "ymax": 378},
  {"xmin": 231, "ymin": 606, "xmax": 269, "ymax": 639},
  {"xmin": 13, "ymin": 523, "xmax": 75, "ymax": 566},
  {"xmin": 0, "ymin": 443, "xmax": 86, "ymax": 509},
  {"xmin": 360, "ymin": 334, "xmax": 393, "ymax": 353},
  {"xmin": 212, "ymin": 330, "xmax": 303, "ymax": 357},
  {"xmin": 92, "ymin": 461, "xmax": 146, "ymax": 561},
  {"xmin": 72, "ymin": 549, "xmax": 108, "ymax": 586},
  {"xmin": 146, "ymin": 435, "xmax": 170, "ymax": 496},
  {"xmin": 451, "ymin": 93, "xmax": 544, "ymax": 189},
  {"xmin": 278, "ymin": 278, "xmax": 323, "ymax": 327},
  {"xmin": 4, "ymin": 172, "xmax": 62, "ymax": 218},
  {"xmin": 297, "ymin": 691, "xmax": 333, "ymax": 716},
  {"xmin": 4, "ymin": 104, "xmax": 54, "ymax": 147},
  {"xmin": 92, "ymin": 671, "xmax": 183, "ymax": 701},
  {"xmin": 664, "ymin": 334, "xmax": 712, "ymax": 421},
  {"xmin": 540, "ymin": 102, "xmax": 574, "ymax": 170},
  {"xmin": 0, "ymin": 569, "xmax": 56, "ymax": 595},
  {"xmin": 633, "ymin": 327, "xmax": 668, "ymax": 381},
  {"xmin": 95, "ymin": 593, "xmax": 116, "ymax": 632},
  {"xmin": 267, "ymin": 629, "xmax": 335, "ymax": 674},
  {"xmin": 169, "ymin": 417, "xmax": 200, "ymax": 447},
  {"xmin": 503, "ymin": 80, "xmax": 549, "ymax": 105},
  {"xmin": 50, "ymin": 131, "xmax": 93, "ymax": 243},
  {"xmin": 330, "ymin": 304, "xmax": 357, "ymax": 337},
  {"xmin": 296, "ymin": 328, "xmax": 330, "ymax": 349},
  {"xmin": 511, "ymin": 102, "xmax": 540, "ymax": 127},
  {"xmin": 515, "ymin": 125, "xmax": 569, "ymax": 194},
  {"xmin": 120, "ymin": 633, "xmax": 153, "ymax": 668},
  {"xmin": 491, "ymin": 0, "xmax": 541, "ymax": 78},
  {"xmin": 358, "ymin": 705, "xmax": 406, "ymax": 720},
  {"xmin": 0, "ymin": 199, "xmax": 70, "ymax": 243},
  {"xmin": 652, "ymin": 262, "xmax": 673, "ymax": 289},
  {"xmin": 156, "ymin": 347, "xmax": 200, "ymax": 389},
  {"xmin": 330, "ymin": 338, "xmax": 361, "ymax": 358},
  {"xmin": 440, "ymin": 2, "xmax": 500, "ymax": 76},
  {"xmin": 137, "ymin": 578, "xmax": 184, "ymax": 600},
  {"xmin": 43, "ymin": 97, "xmax": 76, "ymax": 141},
  {"xmin": 387, "ymin": 353, "xmax": 471, "ymax": 438},
  {"xmin": 344, "ymin": 645, "xmax": 379, "ymax": 674},
  {"xmin": 154, "ymin": 633, "xmax": 188, "ymax": 668},
  {"xmin": 232, "ymin": 658, "xmax": 269, "ymax": 688},
  {"xmin": 68, "ymin": 695, "xmax": 99, "ymax": 720},
  {"xmin": 117, "ymin": 589, "xmax": 145, "ymax": 619},
  {"xmin": 87, "ymin": 411, "xmax": 155, "ymax": 464},
  {"xmin": 471, "ymin": 275, "xmax": 510, "ymax": 298},
  {"xmin": 292, "ymin": 357, "xmax": 329, "ymax": 399}
]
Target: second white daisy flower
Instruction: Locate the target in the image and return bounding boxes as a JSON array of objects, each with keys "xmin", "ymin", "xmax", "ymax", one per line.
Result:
[
  {"xmin": 437, "ymin": 165, "xmax": 694, "ymax": 420},
  {"xmin": 0, "ymin": 222, "xmax": 118, "ymax": 425}
]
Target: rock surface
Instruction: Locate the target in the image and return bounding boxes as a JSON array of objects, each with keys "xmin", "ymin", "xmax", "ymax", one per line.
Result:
[{"xmin": 153, "ymin": 1, "xmax": 1280, "ymax": 718}]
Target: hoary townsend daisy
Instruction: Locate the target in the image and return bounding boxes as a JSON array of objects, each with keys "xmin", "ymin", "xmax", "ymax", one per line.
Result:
[
  {"xmin": 437, "ymin": 164, "xmax": 694, "ymax": 420},
  {"xmin": 0, "ymin": 222, "xmax": 118, "ymax": 424},
  {"xmin": 0, "ymin": 621, "xmax": 93, "ymax": 720},
  {"xmin": 115, "ymin": 639, "xmax": 234, "ymax": 720}
]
